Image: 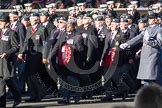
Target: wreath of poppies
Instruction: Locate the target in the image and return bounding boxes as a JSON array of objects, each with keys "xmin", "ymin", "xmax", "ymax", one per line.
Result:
[{"xmin": 58, "ymin": 45, "xmax": 72, "ymax": 65}]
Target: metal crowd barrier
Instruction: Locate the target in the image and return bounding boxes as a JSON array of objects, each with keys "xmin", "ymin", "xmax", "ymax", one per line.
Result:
[{"xmin": 0, "ymin": 8, "xmax": 149, "ymax": 16}]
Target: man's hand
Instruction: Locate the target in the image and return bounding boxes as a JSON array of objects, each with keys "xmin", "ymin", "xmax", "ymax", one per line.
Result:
[
  {"xmin": 0, "ymin": 53, "xmax": 7, "ymax": 58},
  {"xmin": 120, "ymin": 43, "xmax": 129, "ymax": 50},
  {"xmin": 129, "ymin": 59, "xmax": 134, "ymax": 64},
  {"xmin": 18, "ymin": 54, "xmax": 24, "ymax": 60},
  {"xmin": 42, "ymin": 58, "xmax": 47, "ymax": 64}
]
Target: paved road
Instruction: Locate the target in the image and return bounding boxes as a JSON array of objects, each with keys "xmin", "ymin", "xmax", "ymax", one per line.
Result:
[{"xmin": 7, "ymin": 95, "xmax": 135, "ymax": 108}]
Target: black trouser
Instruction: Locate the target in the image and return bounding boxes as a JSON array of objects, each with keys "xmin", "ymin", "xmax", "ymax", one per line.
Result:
[
  {"xmin": 27, "ymin": 74, "xmax": 46, "ymax": 99},
  {"xmin": 0, "ymin": 77, "xmax": 21, "ymax": 107}
]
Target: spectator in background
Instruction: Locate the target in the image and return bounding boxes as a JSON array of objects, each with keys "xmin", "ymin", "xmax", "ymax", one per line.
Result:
[
  {"xmin": 134, "ymin": 84, "xmax": 162, "ymax": 108},
  {"xmin": 56, "ymin": 1, "xmax": 65, "ymax": 9}
]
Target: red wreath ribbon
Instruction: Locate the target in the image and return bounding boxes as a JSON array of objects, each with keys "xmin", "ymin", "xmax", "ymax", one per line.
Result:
[
  {"xmin": 103, "ymin": 48, "xmax": 116, "ymax": 67},
  {"xmin": 58, "ymin": 45, "xmax": 71, "ymax": 65}
]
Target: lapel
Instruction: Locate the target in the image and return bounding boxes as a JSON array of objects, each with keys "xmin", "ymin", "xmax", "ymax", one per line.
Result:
[
  {"xmin": 4, "ymin": 28, "xmax": 10, "ymax": 36},
  {"xmin": 26, "ymin": 24, "xmax": 40, "ymax": 40}
]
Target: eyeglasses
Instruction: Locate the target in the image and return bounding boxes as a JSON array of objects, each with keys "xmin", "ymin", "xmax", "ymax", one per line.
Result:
[{"xmin": 59, "ymin": 21, "xmax": 64, "ymax": 23}]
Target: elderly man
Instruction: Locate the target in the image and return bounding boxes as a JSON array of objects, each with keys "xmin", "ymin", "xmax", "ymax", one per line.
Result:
[
  {"xmin": 18, "ymin": 13, "xmax": 48, "ymax": 102},
  {"xmin": 0, "ymin": 12, "xmax": 20, "ymax": 108}
]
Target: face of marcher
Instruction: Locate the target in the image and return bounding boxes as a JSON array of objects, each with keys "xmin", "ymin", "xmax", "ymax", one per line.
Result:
[
  {"xmin": 58, "ymin": 20, "xmax": 66, "ymax": 29},
  {"xmin": 120, "ymin": 22, "xmax": 128, "ymax": 30},
  {"xmin": 66, "ymin": 24, "xmax": 74, "ymax": 32},
  {"xmin": 0, "ymin": 21, "xmax": 7, "ymax": 29},
  {"xmin": 30, "ymin": 16, "xmax": 39, "ymax": 26},
  {"xmin": 138, "ymin": 22, "xmax": 145, "ymax": 30},
  {"xmin": 105, "ymin": 17, "xmax": 112, "ymax": 26},
  {"xmin": 40, "ymin": 15, "xmax": 48, "ymax": 23},
  {"xmin": 128, "ymin": 19, "xmax": 133, "ymax": 24},
  {"xmin": 148, "ymin": 18, "xmax": 156, "ymax": 25},
  {"xmin": 21, "ymin": 19, "xmax": 31, "ymax": 27},
  {"xmin": 111, "ymin": 22, "xmax": 119, "ymax": 31},
  {"xmin": 82, "ymin": 17, "xmax": 90, "ymax": 25},
  {"xmin": 77, "ymin": 19, "xmax": 83, "ymax": 26},
  {"xmin": 108, "ymin": 4, "xmax": 114, "ymax": 11},
  {"xmin": 9, "ymin": 13, "xmax": 18, "ymax": 22},
  {"xmin": 49, "ymin": 7, "xmax": 56, "ymax": 14},
  {"xmin": 26, "ymin": 6, "xmax": 32, "ymax": 13},
  {"xmin": 79, "ymin": 5, "xmax": 85, "ymax": 12},
  {"xmin": 95, "ymin": 20, "xmax": 104, "ymax": 28}
]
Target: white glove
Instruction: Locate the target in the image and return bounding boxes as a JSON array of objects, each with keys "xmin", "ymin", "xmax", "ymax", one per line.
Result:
[{"xmin": 120, "ymin": 43, "xmax": 129, "ymax": 50}]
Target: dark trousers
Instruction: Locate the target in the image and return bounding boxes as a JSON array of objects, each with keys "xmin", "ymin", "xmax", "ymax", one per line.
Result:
[
  {"xmin": 0, "ymin": 77, "xmax": 21, "ymax": 107},
  {"xmin": 27, "ymin": 74, "xmax": 46, "ymax": 99}
]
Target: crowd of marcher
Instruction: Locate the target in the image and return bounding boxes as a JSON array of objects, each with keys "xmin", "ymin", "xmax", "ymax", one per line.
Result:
[{"xmin": 0, "ymin": 0, "xmax": 162, "ymax": 108}]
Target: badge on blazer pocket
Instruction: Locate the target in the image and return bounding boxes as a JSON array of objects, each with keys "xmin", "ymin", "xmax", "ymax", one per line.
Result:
[
  {"xmin": 1, "ymin": 35, "xmax": 9, "ymax": 41},
  {"xmin": 82, "ymin": 33, "xmax": 88, "ymax": 38},
  {"xmin": 67, "ymin": 39, "xmax": 74, "ymax": 44},
  {"xmin": 35, "ymin": 35, "xmax": 40, "ymax": 40}
]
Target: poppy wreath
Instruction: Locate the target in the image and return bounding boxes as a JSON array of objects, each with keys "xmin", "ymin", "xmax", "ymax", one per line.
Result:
[{"xmin": 58, "ymin": 45, "xmax": 72, "ymax": 65}]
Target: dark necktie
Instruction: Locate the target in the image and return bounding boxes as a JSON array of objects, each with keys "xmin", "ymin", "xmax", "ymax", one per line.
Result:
[{"xmin": 109, "ymin": 32, "xmax": 114, "ymax": 39}]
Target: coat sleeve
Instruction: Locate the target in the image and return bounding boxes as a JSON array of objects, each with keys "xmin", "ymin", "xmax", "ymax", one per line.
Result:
[
  {"xmin": 18, "ymin": 23, "xmax": 26, "ymax": 48},
  {"xmin": 47, "ymin": 37, "xmax": 60, "ymax": 61},
  {"xmin": 101, "ymin": 36, "xmax": 110, "ymax": 61},
  {"xmin": 127, "ymin": 32, "xmax": 144, "ymax": 47},
  {"xmin": 5, "ymin": 32, "xmax": 19, "ymax": 57},
  {"xmin": 42, "ymin": 28, "xmax": 48, "ymax": 58}
]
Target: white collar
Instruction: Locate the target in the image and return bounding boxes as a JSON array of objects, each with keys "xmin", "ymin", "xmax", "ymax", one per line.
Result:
[
  {"xmin": 32, "ymin": 24, "xmax": 38, "ymax": 29},
  {"xmin": 42, "ymin": 21, "xmax": 48, "ymax": 27}
]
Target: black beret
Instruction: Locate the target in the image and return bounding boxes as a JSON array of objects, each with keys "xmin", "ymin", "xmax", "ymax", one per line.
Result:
[
  {"xmin": 138, "ymin": 18, "xmax": 147, "ymax": 23},
  {"xmin": 39, "ymin": 12, "xmax": 49, "ymax": 16},
  {"xmin": 67, "ymin": 20, "xmax": 76, "ymax": 25},
  {"xmin": 0, "ymin": 12, "xmax": 10, "ymax": 22},
  {"xmin": 30, "ymin": 12, "xmax": 39, "ymax": 17},
  {"xmin": 53, "ymin": 17, "xmax": 59, "ymax": 22},
  {"xmin": 21, "ymin": 14, "xmax": 30, "ymax": 21},
  {"xmin": 126, "ymin": 14, "xmax": 133, "ymax": 19},
  {"xmin": 98, "ymin": 11, "xmax": 106, "ymax": 15},
  {"xmin": 94, "ymin": 16, "xmax": 104, "ymax": 21},
  {"xmin": 69, "ymin": 14, "xmax": 77, "ymax": 18},
  {"xmin": 83, "ymin": 13, "xmax": 92, "ymax": 18},
  {"xmin": 106, "ymin": 13, "xmax": 113, "ymax": 18},
  {"xmin": 10, "ymin": 10, "xmax": 18, "ymax": 16},
  {"xmin": 112, "ymin": 18, "xmax": 120, "ymax": 23},
  {"xmin": 59, "ymin": 17, "xmax": 67, "ymax": 22},
  {"xmin": 77, "ymin": 14, "xmax": 83, "ymax": 19},
  {"xmin": 148, "ymin": 13, "xmax": 157, "ymax": 19},
  {"xmin": 120, "ymin": 18, "xmax": 128, "ymax": 23}
]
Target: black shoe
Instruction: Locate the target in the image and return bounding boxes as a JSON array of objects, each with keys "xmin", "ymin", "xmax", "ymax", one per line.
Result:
[
  {"xmin": 101, "ymin": 96, "xmax": 113, "ymax": 102},
  {"xmin": 114, "ymin": 92, "xmax": 128, "ymax": 100},
  {"xmin": 58, "ymin": 99, "xmax": 70, "ymax": 104},
  {"xmin": 25, "ymin": 98, "xmax": 41, "ymax": 102},
  {"xmin": 12, "ymin": 100, "xmax": 21, "ymax": 108},
  {"xmin": 74, "ymin": 97, "xmax": 80, "ymax": 104}
]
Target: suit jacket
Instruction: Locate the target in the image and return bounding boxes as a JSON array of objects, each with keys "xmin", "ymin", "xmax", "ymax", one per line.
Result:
[
  {"xmin": 101, "ymin": 28, "xmax": 136, "ymax": 66},
  {"xmin": 21, "ymin": 24, "xmax": 48, "ymax": 58},
  {"xmin": 44, "ymin": 29, "xmax": 65, "ymax": 59},
  {"xmin": 76, "ymin": 25, "xmax": 98, "ymax": 60},
  {"xmin": 48, "ymin": 30, "xmax": 83, "ymax": 60},
  {"xmin": 45, "ymin": 22, "xmax": 56, "ymax": 40},
  {"xmin": 129, "ymin": 23, "xmax": 139, "ymax": 36},
  {"xmin": 10, "ymin": 21, "xmax": 26, "ymax": 50}
]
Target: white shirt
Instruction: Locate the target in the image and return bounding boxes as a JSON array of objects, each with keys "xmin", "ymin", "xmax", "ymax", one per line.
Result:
[
  {"xmin": 10, "ymin": 21, "xmax": 18, "ymax": 30},
  {"xmin": 42, "ymin": 21, "xmax": 48, "ymax": 27}
]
